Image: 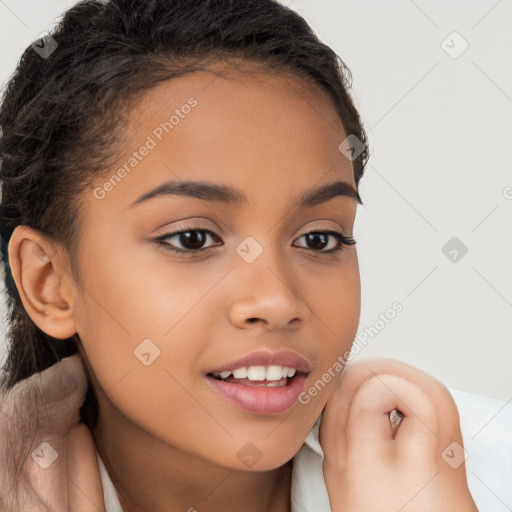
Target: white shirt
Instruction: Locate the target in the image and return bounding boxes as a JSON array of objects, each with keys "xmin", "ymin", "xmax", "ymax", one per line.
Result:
[{"xmin": 97, "ymin": 387, "xmax": 512, "ymax": 511}]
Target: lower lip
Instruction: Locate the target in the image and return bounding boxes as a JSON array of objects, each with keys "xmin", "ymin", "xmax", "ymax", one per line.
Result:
[{"xmin": 205, "ymin": 373, "xmax": 308, "ymax": 415}]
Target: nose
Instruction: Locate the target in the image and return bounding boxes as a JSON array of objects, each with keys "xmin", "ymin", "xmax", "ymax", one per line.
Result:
[{"xmin": 227, "ymin": 244, "xmax": 311, "ymax": 331}]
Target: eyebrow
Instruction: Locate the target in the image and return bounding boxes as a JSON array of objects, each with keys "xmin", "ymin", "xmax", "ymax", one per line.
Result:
[{"xmin": 128, "ymin": 178, "xmax": 362, "ymax": 209}]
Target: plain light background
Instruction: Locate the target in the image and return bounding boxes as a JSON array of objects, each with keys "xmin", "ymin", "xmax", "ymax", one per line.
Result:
[{"xmin": 0, "ymin": 0, "xmax": 511, "ymax": 401}]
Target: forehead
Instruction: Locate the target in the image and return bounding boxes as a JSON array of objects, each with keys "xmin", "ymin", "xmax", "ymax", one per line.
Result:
[
  {"xmin": 89, "ymin": 62, "xmax": 356, "ymax": 214},
  {"xmin": 130, "ymin": 60, "xmax": 344, "ymax": 135}
]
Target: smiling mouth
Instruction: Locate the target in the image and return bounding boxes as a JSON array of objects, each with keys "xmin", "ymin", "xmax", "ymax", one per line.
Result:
[
  {"xmin": 206, "ymin": 369, "xmax": 309, "ymax": 387},
  {"xmin": 205, "ymin": 368, "xmax": 310, "ymax": 415}
]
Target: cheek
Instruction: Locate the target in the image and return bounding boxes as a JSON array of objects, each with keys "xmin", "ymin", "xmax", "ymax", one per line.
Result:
[
  {"xmin": 309, "ymin": 253, "xmax": 361, "ymax": 342},
  {"xmin": 72, "ymin": 241, "xmax": 214, "ymax": 392},
  {"xmin": 73, "ymin": 265, "xmax": 209, "ymax": 450},
  {"xmin": 71, "ymin": 253, "xmax": 199, "ymax": 398},
  {"xmin": 303, "ymin": 255, "xmax": 360, "ymax": 397},
  {"xmin": 75, "ymin": 239, "xmax": 202, "ymax": 337}
]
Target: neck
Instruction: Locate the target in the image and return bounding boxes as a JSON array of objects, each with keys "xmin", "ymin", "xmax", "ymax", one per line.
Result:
[{"xmin": 92, "ymin": 396, "xmax": 293, "ymax": 512}]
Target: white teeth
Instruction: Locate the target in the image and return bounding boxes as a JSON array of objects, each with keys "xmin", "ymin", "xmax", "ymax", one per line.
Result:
[
  {"xmin": 247, "ymin": 366, "xmax": 266, "ymax": 380},
  {"xmin": 214, "ymin": 365, "xmax": 298, "ymax": 381},
  {"xmin": 266, "ymin": 365, "xmax": 285, "ymax": 381},
  {"xmin": 254, "ymin": 379, "xmax": 287, "ymax": 387},
  {"xmin": 232, "ymin": 367, "xmax": 248, "ymax": 379}
]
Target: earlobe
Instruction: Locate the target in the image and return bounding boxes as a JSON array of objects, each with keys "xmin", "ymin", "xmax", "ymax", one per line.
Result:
[{"xmin": 7, "ymin": 225, "xmax": 77, "ymax": 340}]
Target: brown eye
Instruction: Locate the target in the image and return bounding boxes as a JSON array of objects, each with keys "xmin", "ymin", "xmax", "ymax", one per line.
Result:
[
  {"xmin": 293, "ymin": 231, "xmax": 356, "ymax": 254},
  {"xmin": 153, "ymin": 228, "xmax": 221, "ymax": 254},
  {"xmin": 152, "ymin": 227, "xmax": 355, "ymax": 257}
]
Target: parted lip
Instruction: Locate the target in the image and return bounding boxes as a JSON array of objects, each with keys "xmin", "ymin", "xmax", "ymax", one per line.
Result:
[{"xmin": 206, "ymin": 349, "xmax": 312, "ymax": 375}]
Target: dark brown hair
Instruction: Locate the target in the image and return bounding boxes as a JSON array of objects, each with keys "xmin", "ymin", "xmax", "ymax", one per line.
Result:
[{"xmin": 0, "ymin": 0, "xmax": 369, "ymax": 431}]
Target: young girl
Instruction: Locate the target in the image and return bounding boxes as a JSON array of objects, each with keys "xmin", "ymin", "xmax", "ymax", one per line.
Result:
[{"xmin": 0, "ymin": 0, "xmax": 479, "ymax": 510}]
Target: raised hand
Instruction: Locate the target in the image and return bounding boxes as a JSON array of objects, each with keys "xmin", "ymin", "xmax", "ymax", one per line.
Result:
[{"xmin": 319, "ymin": 358, "xmax": 478, "ymax": 512}]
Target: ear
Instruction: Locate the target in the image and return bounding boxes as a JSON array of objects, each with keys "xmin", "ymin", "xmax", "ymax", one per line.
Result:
[{"xmin": 7, "ymin": 225, "xmax": 78, "ymax": 339}]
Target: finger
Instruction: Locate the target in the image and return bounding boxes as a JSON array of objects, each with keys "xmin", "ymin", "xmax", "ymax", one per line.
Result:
[
  {"xmin": 319, "ymin": 369, "xmax": 352, "ymax": 471},
  {"xmin": 347, "ymin": 373, "xmax": 439, "ymax": 463},
  {"xmin": 319, "ymin": 361, "xmax": 384, "ymax": 470},
  {"xmin": 320, "ymin": 358, "xmax": 465, "ymax": 471},
  {"xmin": 358, "ymin": 359, "xmax": 465, "ymax": 456},
  {"xmin": 66, "ymin": 423, "xmax": 106, "ymax": 512},
  {"xmin": 320, "ymin": 360, "xmax": 395, "ymax": 468}
]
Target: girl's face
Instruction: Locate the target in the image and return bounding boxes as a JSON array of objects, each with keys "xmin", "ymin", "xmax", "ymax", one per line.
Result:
[{"xmin": 72, "ymin": 63, "xmax": 361, "ymax": 470}]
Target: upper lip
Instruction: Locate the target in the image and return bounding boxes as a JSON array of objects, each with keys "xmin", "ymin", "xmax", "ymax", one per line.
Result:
[{"xmin": 206, "ymin": 349, "xmax": 312, "ymax": 375}]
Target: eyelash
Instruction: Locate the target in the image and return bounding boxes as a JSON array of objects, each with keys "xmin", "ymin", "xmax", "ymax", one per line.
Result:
[{"xmin": 151, "ymin": 227, "xmax": 356, "ymax": 257}]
